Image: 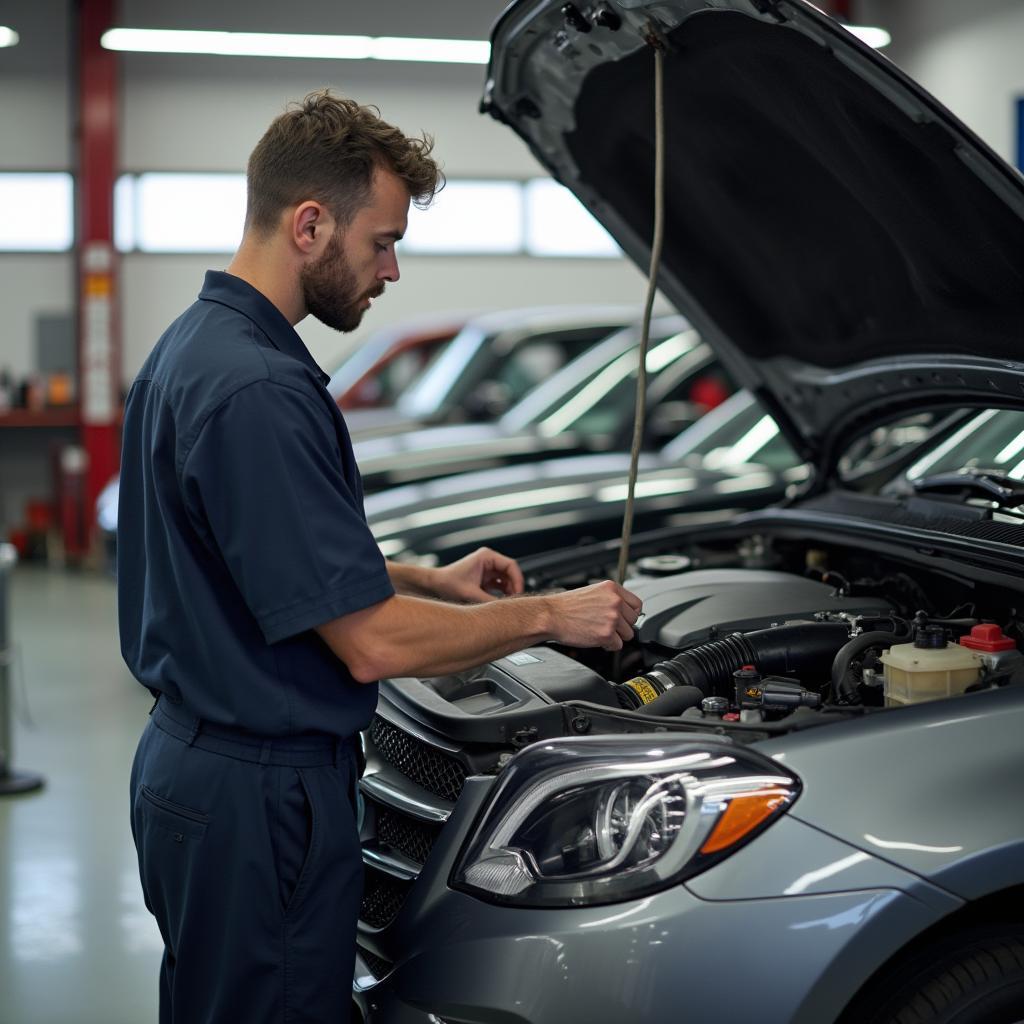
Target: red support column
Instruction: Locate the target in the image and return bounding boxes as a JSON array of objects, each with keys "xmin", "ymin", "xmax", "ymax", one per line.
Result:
[{"xmin": 76, "ymin": 0, "xmax": 120, "ymax": 560}]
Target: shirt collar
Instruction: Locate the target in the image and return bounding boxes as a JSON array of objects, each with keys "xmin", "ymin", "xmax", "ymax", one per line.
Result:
[{"xmin": 198, "ymin": 270, "xmax": 331, "ymax": 387}]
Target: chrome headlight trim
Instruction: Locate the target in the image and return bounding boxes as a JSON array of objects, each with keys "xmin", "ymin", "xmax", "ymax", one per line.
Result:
[{"xmin": 453, "ymin": 735, "xmax": 798, "ymax": 907}]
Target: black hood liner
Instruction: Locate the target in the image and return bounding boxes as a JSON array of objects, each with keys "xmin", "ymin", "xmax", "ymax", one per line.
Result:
[{"xmin": 567, "ymin": 11, "xmax": 1024, "ymax": 370}]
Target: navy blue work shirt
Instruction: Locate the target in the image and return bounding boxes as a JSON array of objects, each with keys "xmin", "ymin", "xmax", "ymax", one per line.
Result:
[{"xmin": 117, "ymin": 270, "xmax": 394, "ymax": 738}]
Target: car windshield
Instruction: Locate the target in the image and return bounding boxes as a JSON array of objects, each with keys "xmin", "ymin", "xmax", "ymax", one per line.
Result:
[
  {"xmin": 398, "ymin": 320, "xmax": 624, "ymax": 420},
  {"xmin": 868, "ymin": 405, "xmax": 1024, "ymax": 497},
  {"xmin": 505, "ymin": 328, "xmax": 728, "ymax": 438},
  {"xmin": 370, "ymin": 339, "xmax": 454, "ymax": 405},
  {"xmin": 888, "ymin": 408, "xmax": 1024, "ymax": 489},
  {"xmin": 663, "ymin": 391, "xmax": 800, "ymax": 472}
]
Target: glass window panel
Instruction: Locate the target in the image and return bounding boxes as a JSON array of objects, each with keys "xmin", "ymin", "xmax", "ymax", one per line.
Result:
[
  {"xmin": 400, "ymin": 180, "xmax": 522, "ymax": 254},
  {"xmin": 114, "ymin": 174, "xmax": 135, "ymax": 253},
  {"xmin": 524, "ymin": 178, "xmax": 620, "ymax": 258},
  {"xmin": 0, "ymin": 173, "xmax": 73, "ymax": 251},
  {"xmin": 134, "ymin": 173, "xmax": 246, "ymax": 253},
  {"xmin": 903, "ymin": 409, "xmax": 1024, "ymax": 481}
]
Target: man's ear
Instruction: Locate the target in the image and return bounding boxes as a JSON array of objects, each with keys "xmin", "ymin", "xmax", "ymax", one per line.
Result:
[{"xmin": 292, "ymin": 201, "xmax": 334, "ymax": 255}]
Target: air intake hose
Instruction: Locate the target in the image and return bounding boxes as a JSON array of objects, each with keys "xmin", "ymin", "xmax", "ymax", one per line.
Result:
[{"xmin": 614, "ymin": 621, "xmax": 850, "ymax": 709}]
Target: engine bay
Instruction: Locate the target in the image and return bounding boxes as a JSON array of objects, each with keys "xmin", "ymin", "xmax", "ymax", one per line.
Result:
[{"xmin": 380, "ymin": 525, "xmax": 1024, "ymax": 751}]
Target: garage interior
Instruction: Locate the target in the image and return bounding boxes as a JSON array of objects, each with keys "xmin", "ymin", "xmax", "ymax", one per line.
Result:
[{"xmin": 0, "ymin": 1, "xmax": 1022, "ymax": 1022}]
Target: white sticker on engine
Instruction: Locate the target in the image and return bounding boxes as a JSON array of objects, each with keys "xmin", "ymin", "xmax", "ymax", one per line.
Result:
[{"xmin": 506, "ymin": 651, "xmax": 542, "ymax": 666}]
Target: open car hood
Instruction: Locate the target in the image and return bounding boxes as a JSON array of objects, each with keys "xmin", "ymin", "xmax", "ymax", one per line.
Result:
[{"xmin": 482, "ymin": 0, "xmax": 1024, "ymax": 477}]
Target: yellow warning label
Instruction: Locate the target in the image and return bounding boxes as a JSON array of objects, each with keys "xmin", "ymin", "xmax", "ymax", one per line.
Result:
[
  {"xmin": 84, "ymin": 274, "xmax": 112, "ymax": 298},
  {"xmin": 624, "ymin": 677, "xmax": 660, "ymax": 705},
  {"xmin": 746, "ymin": 687, "xmax": 762, "ymax": 699}
]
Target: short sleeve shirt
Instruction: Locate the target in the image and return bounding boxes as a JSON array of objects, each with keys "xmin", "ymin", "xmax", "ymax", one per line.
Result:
[{"xmin": 117, "ymin": 270, "xmax": 394, "ymax": 737}]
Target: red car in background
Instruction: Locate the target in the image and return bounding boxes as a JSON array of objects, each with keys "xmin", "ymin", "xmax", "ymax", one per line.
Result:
[{"xmin": 327, "ymin": 312, "xmax": 469, "ymax": 411}]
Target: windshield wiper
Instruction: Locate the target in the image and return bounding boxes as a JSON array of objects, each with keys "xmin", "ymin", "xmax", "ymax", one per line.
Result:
[{"xmin": 912, "ymin": 467, "xmax": 1024, "ymax": 509}]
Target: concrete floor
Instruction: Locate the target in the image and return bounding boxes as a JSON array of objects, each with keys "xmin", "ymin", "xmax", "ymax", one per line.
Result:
[{"xmin": 0, "ymin": 566, "xmax": 162, "ymax": 1024}]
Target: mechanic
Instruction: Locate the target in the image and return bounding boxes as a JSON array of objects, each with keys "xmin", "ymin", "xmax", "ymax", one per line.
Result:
[{"xmin": 117, "ymin": 90, "xmax": 643, "ymax": 1024}]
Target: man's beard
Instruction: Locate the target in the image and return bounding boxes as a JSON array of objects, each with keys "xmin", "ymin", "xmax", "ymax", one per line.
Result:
[{"xmin": 301, "ymin": 229, "xmax": 384, "ymax": 333}]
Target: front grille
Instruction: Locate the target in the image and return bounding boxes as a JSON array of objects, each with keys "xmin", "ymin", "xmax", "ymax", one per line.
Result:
[
  {"xmin": 357, "ymin": 945, "xmax": 394, "ymax": 981},
  {"xmin": 376, "ymin": 804, "xmax": 442, "ymax": 866},
  {"xmin": 361, "ymin": 865, "xmax": 412, "ymax": 929},
  {"xmin": 370, "ymin": 715, "xmax": 467, "ymax": 801}
]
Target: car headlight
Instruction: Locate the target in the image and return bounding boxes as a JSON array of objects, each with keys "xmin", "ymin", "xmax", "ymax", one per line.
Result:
[{"xmin": 453, "ymin": 735, "xmax": 798, "ymax": 907}]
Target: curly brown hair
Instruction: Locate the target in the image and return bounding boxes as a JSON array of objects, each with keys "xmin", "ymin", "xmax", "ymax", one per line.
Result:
[{"xmin": 244, "ymin": 90, "xmax": 443, "ymax": 236}]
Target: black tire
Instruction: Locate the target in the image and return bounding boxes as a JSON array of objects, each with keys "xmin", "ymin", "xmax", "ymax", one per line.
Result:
[{"xmin": 863, "ymin": 927, "xmax": 1024, "ymax": 1024}]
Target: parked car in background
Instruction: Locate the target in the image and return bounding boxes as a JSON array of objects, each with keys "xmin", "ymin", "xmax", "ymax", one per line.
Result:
[
  {"xmin": 327, "ymin": 312, "xmax": 468, "ymax": 411},
  {"xmin": 352, "ymin": 315, "xmax": 732, "ymax": 492},
  {"xmin": 350, "ymin": 2, "xmax": 1024, "ymax": 1023},
  {"xmin": 344, "ymin": 305, "xmax": 639, "ymax": 439},
  {"xmin": 365, "ymin": 389, "xmax": 801, "ymax": 563}
]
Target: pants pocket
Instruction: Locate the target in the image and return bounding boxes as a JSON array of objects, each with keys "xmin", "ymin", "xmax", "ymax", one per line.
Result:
[
  {"xmin": 133, "ymin": 785, "xmax": 211, "ymax": 951},
  {"xmin": 137, "ymin": 785, "xmax": 210, "ymax": 841},
  {"xmin": 276, "ymin": 768, "xmax": 319, "ymax": 918}
]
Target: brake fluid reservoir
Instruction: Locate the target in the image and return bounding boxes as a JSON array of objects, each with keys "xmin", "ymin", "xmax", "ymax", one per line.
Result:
[{"xmin": 881, "ymin": 627, "xmax": 983, "ymax": 706}]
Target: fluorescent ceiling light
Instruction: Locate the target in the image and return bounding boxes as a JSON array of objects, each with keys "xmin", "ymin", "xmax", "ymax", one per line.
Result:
[
  {"xmin": 0, "ymin": 26, "xmax": 19, "ymax": 48},
  {"xmin": 846, "ymin": 25, "xmax": 891, "ymax": 49},
  {"xmin": 101, "ymin": 28, "xmax": 489, "ymax": 64}
]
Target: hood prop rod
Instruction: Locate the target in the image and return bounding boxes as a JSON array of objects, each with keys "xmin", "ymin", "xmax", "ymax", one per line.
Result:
[{"xmin": 616, "ymin": 38, "xmax": 666, "ymax": 586}]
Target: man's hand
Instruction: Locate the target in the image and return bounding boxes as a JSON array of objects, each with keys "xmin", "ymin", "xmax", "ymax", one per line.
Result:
[
  {"xmin": 548, "ymin": 580, "xmax": 643, "ymax": 651},
  {"xmin": 432, "ymin": 546, "xmax": 525, "ymax": 604}
]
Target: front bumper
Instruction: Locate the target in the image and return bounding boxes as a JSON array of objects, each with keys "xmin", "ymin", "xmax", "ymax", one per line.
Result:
[
  {"xmin": 353, "ymin": 774, "xmax": 961, "ymax": 1024},
  {"xmin": 355, "ymin": 886, "xmax": 949, "ymax": 1024}
]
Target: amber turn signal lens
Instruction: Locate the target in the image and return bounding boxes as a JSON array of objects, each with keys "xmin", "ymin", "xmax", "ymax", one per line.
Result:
[{"xmin": 700, "ymin": 787, "xmax": 791, "ymax": 854}]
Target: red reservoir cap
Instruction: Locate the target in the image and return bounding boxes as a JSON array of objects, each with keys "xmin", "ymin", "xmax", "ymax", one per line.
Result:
[{"xmin": 959, "ymin": 624, "xmax": 1017, "ymax": 652}]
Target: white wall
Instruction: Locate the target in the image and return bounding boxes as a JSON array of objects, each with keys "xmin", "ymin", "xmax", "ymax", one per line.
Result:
[
  {"xmin": 0, "ymin": 0, "xmax": 73, "ymax": 382},
  {"xmin": 861, "ymin": 0, "xmax": 1024, "ymax": 165},
  {"xmin": 121, "ymin": 253, "xmax": 649, "ymax": 378},
  {"xmin": 115, "ymin": 59, "xmax": 645, "ymax": 377},
  {"xmin": 0, "ymin": 255, "xmax": 75, "ymax": 379}
]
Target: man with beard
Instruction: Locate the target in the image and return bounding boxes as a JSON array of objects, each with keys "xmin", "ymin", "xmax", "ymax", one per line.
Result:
[{"xmin": 117, "ymin": 91, "xmax": 642, "ymax": 1024}]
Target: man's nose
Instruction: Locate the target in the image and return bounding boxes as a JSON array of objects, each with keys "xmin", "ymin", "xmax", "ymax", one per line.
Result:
[{"xmin": 379, "ymin": 249, "xmax": 400, "ymax": 283}]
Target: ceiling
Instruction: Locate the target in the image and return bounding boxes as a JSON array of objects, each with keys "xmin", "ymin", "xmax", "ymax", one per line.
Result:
[{"xmin": 0, "ymin": 0, "xmax": 510, "ymax": 77}]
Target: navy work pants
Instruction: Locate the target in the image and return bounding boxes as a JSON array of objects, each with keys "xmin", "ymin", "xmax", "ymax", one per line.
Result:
[{"xmin": 130, "ymin": 700, "xmax": 363, "ymax": 1023}]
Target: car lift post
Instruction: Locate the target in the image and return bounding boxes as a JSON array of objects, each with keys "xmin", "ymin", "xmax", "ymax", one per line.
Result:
[
  {"xmin": 76, "ymin": 0, "xmax": 122, "ymax": 562},
  {"xmin": 0, "ymin": 544, "xmax": 45, "ymax": 796}
]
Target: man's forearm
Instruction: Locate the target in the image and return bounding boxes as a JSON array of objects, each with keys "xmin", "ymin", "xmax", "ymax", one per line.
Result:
[
  {"xmin": 317, "ymin": 577, "xmax": 641, "ymax": 683},
  {"xmin": 317, "ymin": 593, "xmax": 553, "ymax": 682}
]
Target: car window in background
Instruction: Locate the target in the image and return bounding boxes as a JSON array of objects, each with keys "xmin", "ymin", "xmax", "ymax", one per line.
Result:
[
  {"xmin": 554, "ymin": 346, "xmax": 730, "ymax": 442},
  {"xmin": 343, "ymin": 336, "xmax": 454, "ymax": 409},
  {"xmin": 663, "ymin": 390, "xmax": 800, "ymax": 472},
  {"xmin": 889, "ymin": 408, "xmax": 1024, "ymax": 487},
  {"xmin": 463, "ymin": 339, "xmax": 569, "ymax": 421},
  {"xmin": 328, "ymin": 318, "xmax": 466, "ymax": 409},
  {"xmin": 509, "ymin": 329, "xmax": 716, "ymax": 439},
  {"xmin": 454, "ymin": 325, "xmax": 622, "ymax": 421},
  {"xmin": 399, "ymin": 318, "xmax": 629, "ymax": 422},
  {"xmin": 834, "ymin": 411, "xmax": 947, "ymax": 483}
]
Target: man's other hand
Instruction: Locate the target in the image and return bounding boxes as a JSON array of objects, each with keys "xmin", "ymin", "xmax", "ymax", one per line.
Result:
[{"xmin": 433, "ymin": 547, "xmax": 525, "ymax": 603}]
